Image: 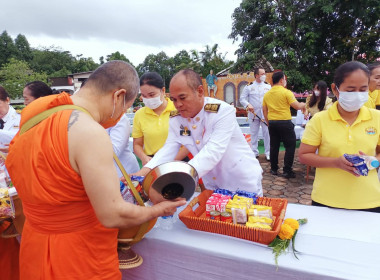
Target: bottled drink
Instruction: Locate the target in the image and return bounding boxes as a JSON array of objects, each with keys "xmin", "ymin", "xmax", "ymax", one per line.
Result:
[
  {"xmin": 159, "ymin": 215, "xmax": 174, "ymax": 230},
  {"xmin": 361, "ymin": 155, "xmax": 380, "ymax": 170}
]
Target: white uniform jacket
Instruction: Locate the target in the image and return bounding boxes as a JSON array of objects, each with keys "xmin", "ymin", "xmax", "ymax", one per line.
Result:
[
  {"xmin": 145, "ymin": 97, "xmax": 263, "ymax": 195},
  {"xmin": 240, "ymin": 81, "xmax": 271, "ymax": 119},
  {"xmin": 0, "ymin": 106, "xmax": 21, "ymax": 145},
  {"xmin": 107, "ymin": 114, "xmax": 140, "ymax": 177}
]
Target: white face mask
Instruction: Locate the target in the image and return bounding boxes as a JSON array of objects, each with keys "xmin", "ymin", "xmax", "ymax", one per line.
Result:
[
  {"xmin": 143, "ymin": 95, "xmax": 163, "ymax": 110},
  {"xmin": 259, "ymin": 75, "xmax": 266, "ymax": 83},
  {"xmin": 314, "ymin": 90, "xmax": 320, "ymax": 97},
  {"xmin": 338, "ymin": 89, "xmax": 368, "ymax": 112},
  {"xmin": 283, "ymin": 79, "xmax": 287, "ymax": 87}
]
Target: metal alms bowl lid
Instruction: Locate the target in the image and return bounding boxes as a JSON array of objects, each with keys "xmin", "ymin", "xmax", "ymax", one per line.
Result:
[{"xmin": 142, "ymin": 161, "xmax": 198, "ymax": 201}]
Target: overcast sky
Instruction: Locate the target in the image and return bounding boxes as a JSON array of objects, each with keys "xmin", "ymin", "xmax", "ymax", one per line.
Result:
[{"xmin": 1, "ymin": 0, "xmax": 242, "ymax": 65}]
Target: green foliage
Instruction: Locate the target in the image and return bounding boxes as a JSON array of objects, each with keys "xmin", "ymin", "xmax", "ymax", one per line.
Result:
[
  {"xmin": 106, "ymin": 51, "xmax": 133, "ymax": 66},
  {"xmin": 14, "ymin": 34, "xmax": 33, "ymax": 62},
  {"xmin": 0, "ymin": 31, "xmax": 17, "ymax": 67},
  {"xmin": 230, "ymin": 0, "xmax": 380, "ymax": 92},
  {"xmin": 0, "ymin": 58, "xmax": 49, "ymax": 99}
]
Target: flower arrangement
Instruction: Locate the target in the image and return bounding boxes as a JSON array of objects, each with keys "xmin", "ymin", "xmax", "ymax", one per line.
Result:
[{"xmin": 268, "ymin": 218, "xmax": 308, "ymax": 268}]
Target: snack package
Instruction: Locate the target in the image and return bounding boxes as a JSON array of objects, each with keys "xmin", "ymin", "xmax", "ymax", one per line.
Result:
[
  {"xmin": 234, "ymin": 190, "xmax": 258, "ymax": 204},
  {"xmin": 245, "ymin": 222, "xmax": 272, "ymax": 230},
  {"xmin": 248, "ymin": 216, "xmax": 273, "ymax": 226},
  {"xmin": 249, "ymin": 205, "xmax": 273, "ymax": 219},
  {"xmin": 0, "ymin": 188, "xmax": 15, "ymax": 219},
  {"xmin": 120, "ymin": 180, "xmax": 149, "ymax": 205},
  {"xmin": 344, "ymin": 154, "xmax": 376, "ymax": 176},
  {"xmin": 231, "ymin": 206, "xmax": 247, "ymax": 224}
]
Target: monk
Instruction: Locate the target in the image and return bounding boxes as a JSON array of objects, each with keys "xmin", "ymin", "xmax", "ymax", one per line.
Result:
[{"xmin": 5, "ymin": 61, "xmax": 185, "ymax": 279}]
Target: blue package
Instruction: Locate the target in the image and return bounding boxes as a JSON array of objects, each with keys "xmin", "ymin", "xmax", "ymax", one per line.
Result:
[
  {"xmin": 343, "ymin": 154, "xmax": 369, "ymax": 176},
  {"xmin": 234, "ymin": 190, "xmax": 258, "ymax": 204},
  {"xmin": 130, "ymin": 175, "xmax": 145, "ymax": 184}
]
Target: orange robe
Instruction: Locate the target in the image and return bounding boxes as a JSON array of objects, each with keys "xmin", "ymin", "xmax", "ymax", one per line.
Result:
[
  {"xmin": 0, "ymin": 221, "xmax": 20, "ymax": 280},
  {"xmin": 5, "ymin": 93, "xmax": 121, "ymax": 279}
]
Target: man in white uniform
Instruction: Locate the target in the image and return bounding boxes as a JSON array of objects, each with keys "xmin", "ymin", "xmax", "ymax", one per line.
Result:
[
  {"xmin": 136, "ymin": 69, "xmax": 263, "ymax": 195},
  {"xmin": 107, "ymin": 113, "xmax": 140, "ymax": 176},
  {"xmin": 0, "ymin": 86, "xmax": 20, "ymax": 148},
  {"xmin": 240, "ymin": 68, "xmax": 271, "ymax": 160}
]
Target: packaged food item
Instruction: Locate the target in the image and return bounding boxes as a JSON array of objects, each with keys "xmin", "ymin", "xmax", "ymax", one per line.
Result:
[
  {"xmin": 344, "ymin": 154, "xmax": 379, "ymax": 176},
  {"xmin": 232, "ymin": 195, "xmax": 253, "ymax": 209},
  {"xmin": 248, "ymin": 216, "xmax": 273, "ymax": 226},
  {"xmin": 220, "ymin": 211, "xmax": 232, "ymax": 223},
  {"xmin": 0, "ymin": 188, "xmax": 15, "ymax": 219},
  {"xmin": 206, "ymin": 193, "xmax": 230, "ymax": 217},
  {"xmin": 120, "ymin": 180, "xmax": 149, "ymax": 205},
  {"xmin": 234, "ymin": 190, "xmax": 258, "ymax": 204},
  {"xmin": 245, "ymin": 222, "xmax": 272, "ymax": 230},
  {"xmin": 209, "ymin": 210, "xmax": 221, "ymax": 221},
  {"xmin": 231, "ymin": 206, "xmax": 247, "ymax": 224},
  {"xmin": 214, "ymin": 188, "xmax": 234, "ymax": 197},
  {"xmin": 249, "ymin": 205, "xmax": 273, "ymax": 219}
]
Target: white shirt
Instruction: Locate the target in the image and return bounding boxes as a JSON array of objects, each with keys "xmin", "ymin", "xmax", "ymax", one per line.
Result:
[
  {"xmin": 107, "ymin": 114, "xmax": 139, "ymax": 177},
  {"xmin": 0, "ymin": 106, "xmax": 20, "ymax": 145},
  {"xmin": 240, "ymin": 81, "xmax": 271, "ymax": 119},
  {"xmin": 145, "ymin": 97, "xmax": 263, "ymax": 195}
]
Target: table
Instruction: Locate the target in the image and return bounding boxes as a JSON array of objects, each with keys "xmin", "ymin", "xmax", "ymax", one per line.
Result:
[{"xmin": 122, "ymin": 201, "xmax": 380, "ymax": 280}]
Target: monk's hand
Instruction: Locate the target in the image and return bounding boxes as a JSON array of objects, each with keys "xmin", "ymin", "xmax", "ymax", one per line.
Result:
[
  {"xmin": 154, "ymin": 197, "xmax": 186, "ymax": 217},
  {"xmin": 336, "ymin": 156, "xmax": 359, "ymax": 177}
]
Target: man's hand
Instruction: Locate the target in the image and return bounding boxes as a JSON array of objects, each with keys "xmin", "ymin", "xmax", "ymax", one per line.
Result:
[
  {"xmin": 131, "ymin": 167, "xmax": 151, "ymax": 177},
  {"xmin": 152, "ymin": 197, "xmax": 187, "ymax": 217},
  {"xmin": 246, "ymin": 104, "xmax": 255, "ymax": 114},
  {"xmin": 141, "ymin": 155, "xmax": 152, "ymax": 166}
]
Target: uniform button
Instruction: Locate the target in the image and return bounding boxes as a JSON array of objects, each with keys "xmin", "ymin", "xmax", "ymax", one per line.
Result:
[
  {"xmin": 212, "ymin": 177, "xmax": 216, "ymax": 180},
  {"xmin": 192, "ymin": 125, "xmax": 197, "ymax": 129},
  {"xmin": 196, "ymin": 140, "xmax": 200, "ymax": 144},
  {"xmin": 196, "ymin": 117, "xmax": 200, "ymax": 122}
]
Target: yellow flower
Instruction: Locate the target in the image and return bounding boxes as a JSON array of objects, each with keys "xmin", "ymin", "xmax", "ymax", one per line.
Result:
[
  {"xmin": 278, "ymin": 224, "xmax": 295, "ymax": 240},
  {"xmin": 284, "ymin": 218, "xmax": 299, "ymax": 230}
]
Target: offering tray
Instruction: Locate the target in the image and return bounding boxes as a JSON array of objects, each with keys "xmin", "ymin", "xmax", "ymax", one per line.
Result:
[{"xmin": 179, "ymin": 190, "xmax": 288, "ymax": 245}]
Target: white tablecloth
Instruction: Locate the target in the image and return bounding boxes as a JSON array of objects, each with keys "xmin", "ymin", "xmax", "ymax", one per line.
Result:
[{"xmin": 122, "ymin": 201, "xmax": 380, "ymax": 280}]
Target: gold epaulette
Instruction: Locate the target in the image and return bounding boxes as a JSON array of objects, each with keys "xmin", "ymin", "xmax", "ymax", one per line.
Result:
[
  {"xmin": 16, "ymin": 109, "xmax": 22, "ymax": 114},
  {"xmin": 204, "ymin": 103, "xmax": 220, "ymax": 113},
  {"xmin": 170, "ymin": 110, "xmax": 180, "ymax": 118},
  {"xmin": 247, "ymin": 81, "xmax": 253, "ymax": 85}
]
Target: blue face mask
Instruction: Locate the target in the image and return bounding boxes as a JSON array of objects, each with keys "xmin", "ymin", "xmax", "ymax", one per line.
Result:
[{"xmin": 337, "ymin": 89, "xmax": 368, "ymax": 112}]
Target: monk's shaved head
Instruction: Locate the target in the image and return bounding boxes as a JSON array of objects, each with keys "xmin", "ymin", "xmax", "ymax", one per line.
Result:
[{"xmin": 85, "ymin": 60, "xmax": 139, "ymax": 101}]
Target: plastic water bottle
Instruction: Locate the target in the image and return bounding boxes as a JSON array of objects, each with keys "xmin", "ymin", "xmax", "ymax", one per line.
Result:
[
  {"xmin": 159, "ymin": 215, "xmax": 174, "ymax": 230},
  {"xmin": 362, "ymin": 155, "xmax": 380, "ymax": 170}
]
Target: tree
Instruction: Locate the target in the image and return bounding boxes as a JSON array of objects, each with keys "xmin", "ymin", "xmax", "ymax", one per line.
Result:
[
  {"xmin": 0, "ymin": 31, "xmax": 17, "ymax": 67},
  {"xmin": 72, "ymin": 55, "xmax": 98, "ymax": 74},
  {"xmin": 136, "ymin": 51, "xmax": 174, "ymax": 88},
  {"xmin": 229, "ymin": 0, "xmax": 380, "ymax": 91},
  {"xmin": 30, "ymin": 46, "xmax": 76, "ymax": 76},
  {"xmin": 14, "ymin": 34, "xmax": 33, "ymax": 62},
  {"xmin": 106, "ymin": 51, "xmax": 133, "ymax": 66},
  {"xmin": 0, "ymin": 58, "xmax": 49, "ymax": 99}
]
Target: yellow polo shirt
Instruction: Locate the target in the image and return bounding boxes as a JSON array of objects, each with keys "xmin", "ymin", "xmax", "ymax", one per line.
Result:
[
  {"xmin": 262, "ymin": 85, "xmax": 297, "ymax": 120},
  {"xmin": 132, "ymin": 99, "xmax": 175, "ymax": 155},
  {"xmin": 364, "ymin": 90, "xmax": 378, "ymax": 109},
  {"xmin": 373, "ymin": 90, "xmax": 380, "ymax": 106},
  {"xmin": 302, "ymin": 102, "xmax": 380, "ymax": 209}
]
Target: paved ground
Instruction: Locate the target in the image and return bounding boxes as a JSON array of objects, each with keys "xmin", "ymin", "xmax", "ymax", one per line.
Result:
[{"xmin": 258, "ymin": 149, "xmax": 314, "ymax": 205}]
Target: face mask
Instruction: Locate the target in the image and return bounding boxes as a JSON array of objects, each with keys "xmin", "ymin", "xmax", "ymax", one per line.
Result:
[
  {"xmin": 143, "ymin": 95, "xmax": 163, "ymax": 110},
  {"xmin": 314, "ymin": 90, "xmax": 320, "ymax": 97},
  {"xmin": 338, "ymin": 89, "xmax": 368, "ymax": 112},
  {"xmin": 101, "ymin": 94, "xmax": 126, "ymax": 129},
  {"xmin": 283, "ymin": 79, "xmax": 287, "ymax": 88},
  {"xmin": 259, "ymin": 75, "xmax": 266, "ymax": 83}
]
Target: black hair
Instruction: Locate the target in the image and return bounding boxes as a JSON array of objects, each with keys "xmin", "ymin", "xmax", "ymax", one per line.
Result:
[
  {"xmin": 140, "ymin": 72, "xmax": 164, "ymax": 89},
  {"xmin": 0, "ymin": 86, "xmax": 9, "ymax": 101},
  {"xmin": 368, "ymin": 62, "xmax": 380, "ymax": 74},
  {"xmin": 173, "ymin": 69, "xmax": 203, "ymax": 92},
  {"xmin": 254, "ymin": 68, "xmax": 264, "ymax": 76},
  {"xmin": 334, "ymin": 61, "xmax": 370, "ymax": 88},
  {"xmin": 272, "ymin": 71, "xmax": 285, "ymax": 85},
  {"xmin": 309, "ymin": 80, "xmax": 328, "ymax": 111},
  {"xmin": 24, "ymin": 81, "xmax": 53, "ymax": 99}
]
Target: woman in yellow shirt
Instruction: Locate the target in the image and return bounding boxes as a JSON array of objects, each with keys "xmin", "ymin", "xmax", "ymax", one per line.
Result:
[
  {"xmin": 368, "ymin": 62, "xmax": 380, "ymax": 110},
  {"xmin": 132, "ymin": 72, "xmax": 187, "ymax": 165},
  {"xmin": 305, "ymin": 80, "xmax": 333, "ymax": 118},
  {"xmin": 299, "ymin": 61, "xmax": 380, "ymax": 212}
]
